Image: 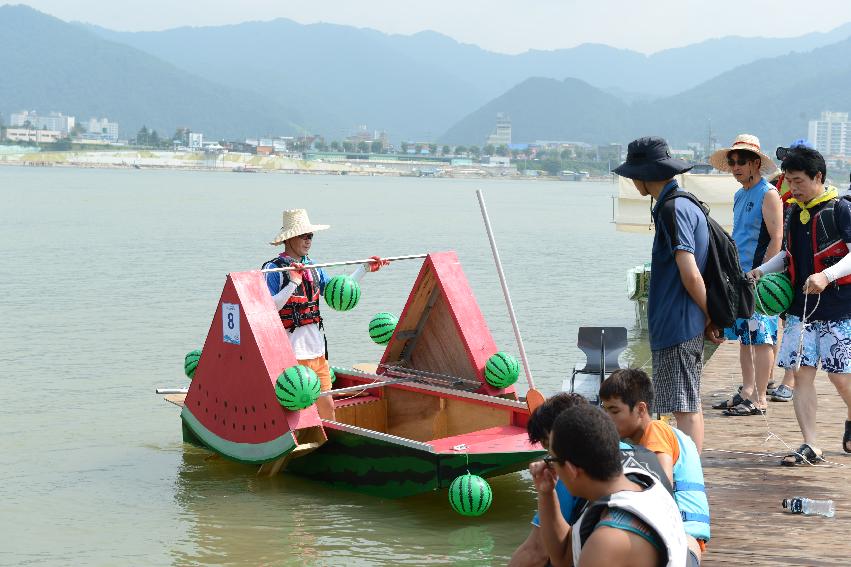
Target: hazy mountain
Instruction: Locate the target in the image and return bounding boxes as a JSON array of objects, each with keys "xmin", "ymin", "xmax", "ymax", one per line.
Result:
[
  {"xmin": 441, "ymin": 37, "xmax": 851, "ymax": 150},
  {"xmin": 0, "ymin": 5, "xmax": 303, "ymax": 140},
  {"xmin": 84, "ymin": 16, "xmax": 851, "ymax": 141}
]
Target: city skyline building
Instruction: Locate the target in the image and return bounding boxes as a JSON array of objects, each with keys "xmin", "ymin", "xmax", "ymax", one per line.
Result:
[{"xmin": 808, "ymin": 111, "xmax": 850, "ymax": 157}]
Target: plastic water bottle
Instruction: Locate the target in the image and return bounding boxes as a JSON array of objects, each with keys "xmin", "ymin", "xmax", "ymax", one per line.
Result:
[{"xmin": 782, "ymin": 497, "xmax": 835, "ymax": 518}]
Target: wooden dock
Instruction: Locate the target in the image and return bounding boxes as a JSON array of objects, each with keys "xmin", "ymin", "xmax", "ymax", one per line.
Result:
[{"xmin": 701, "ymin": 340, "xmax": 849, "ymax": 566}]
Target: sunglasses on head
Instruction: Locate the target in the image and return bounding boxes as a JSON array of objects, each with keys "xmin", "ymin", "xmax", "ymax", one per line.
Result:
[
  {"xmin": 727, "ymin": 157, "xmax": 754, "ymax": 167},
  {"xmin": 299, "ymin": 233, "xmax": 314, "ymax": 240}
]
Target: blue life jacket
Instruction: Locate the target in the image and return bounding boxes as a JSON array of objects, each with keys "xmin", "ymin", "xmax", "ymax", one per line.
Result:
[{"xmin": 671, "ymin": 427, "xmax": 711, "ymax": 541}]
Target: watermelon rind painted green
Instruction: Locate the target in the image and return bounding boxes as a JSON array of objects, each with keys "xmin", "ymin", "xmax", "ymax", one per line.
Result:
[
  {"xmin": 180, "ymin": 407, "xmax": 297, "ymax": 464},
  {"xmin": 369, "ymin": 312, "xmax": 398, "ymax": 345},
  {"xmin": 484, "ymin": 351, "xmax": 520, "ymax": 388},
  {"xmin": 323, "ymin": 275, "xmax": 361, "ymax": 311}
]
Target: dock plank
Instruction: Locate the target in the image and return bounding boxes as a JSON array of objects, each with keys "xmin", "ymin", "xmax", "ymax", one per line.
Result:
[{"xmin": 701, "ymin": 341, "xmax": 850, "ymax": 566}]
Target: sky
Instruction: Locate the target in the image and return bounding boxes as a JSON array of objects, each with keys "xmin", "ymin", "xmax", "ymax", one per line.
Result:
[{"xmin": 4, "ymin": 0, "xmax": 851, "ymax": 54}]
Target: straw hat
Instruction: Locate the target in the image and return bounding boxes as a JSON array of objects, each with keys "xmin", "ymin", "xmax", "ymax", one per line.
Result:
[
  {"xmin": 709, "ymin": 134, "xmax": 777, "ymax": 175},
  {"xmin": 269, "ymin": 209, "xmax": 330, "ymax": 245}
]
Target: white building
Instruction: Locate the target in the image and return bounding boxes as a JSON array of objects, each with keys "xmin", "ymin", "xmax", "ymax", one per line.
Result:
[
  {"xmin": 188, "ymin": 132, "xmax": 204, "ymax": 150},
  {"xmin": 485, "ymin": 113, "xmax": 511, "ymax": 147},
  {"xmin": 808, "ymin": 111, "xmax": 850, "ymax": 157},
  {"xmin": 3, "ymin": 128, "xmax": 63, "ymax": 143},
  {"xmin": 10, "ymin": 111, "xmax": 75, "ymax": 134},
  {"xmin": 84, "ymin": 117, "xmax": 119, "ymax": 142}
]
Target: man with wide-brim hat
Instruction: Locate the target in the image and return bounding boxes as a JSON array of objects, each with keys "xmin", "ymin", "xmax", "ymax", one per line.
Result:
[
  {"xmin": 614, "ymin": 136, "xmax": 719, "ymax": 453},
  {"xmin": 263, "ymin": 209, "xmax": 387, "ymax": 420},
  {"xmin": 708, "ymin": 134, "xmax": 784, "ymax": 418}
]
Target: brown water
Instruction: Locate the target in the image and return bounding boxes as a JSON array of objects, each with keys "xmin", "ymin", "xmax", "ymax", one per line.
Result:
[{"xmin": 0, "ymin": 167, "xmax": 654, "ymax": 565}]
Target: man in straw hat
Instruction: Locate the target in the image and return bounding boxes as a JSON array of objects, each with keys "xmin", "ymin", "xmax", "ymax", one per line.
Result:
[
  {"xmin": 614, "ymin": 136, "xmax": 722, "ymax": 453},
  {"xmin": 748, "ymin": 147, "xmax": 851, "ymax": 465},
  {"xmin": 263, "ymin": 209, "xmax": 387, "ymax": 420},
  {"xmin": 708, "ymin": 135, "xmax": 783, "ymax": 417}
]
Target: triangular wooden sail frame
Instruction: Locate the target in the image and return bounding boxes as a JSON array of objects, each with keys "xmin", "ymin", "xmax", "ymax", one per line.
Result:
[{"xmin": 380, "ymin": 252, "xmax": 517, "ymax": 398}]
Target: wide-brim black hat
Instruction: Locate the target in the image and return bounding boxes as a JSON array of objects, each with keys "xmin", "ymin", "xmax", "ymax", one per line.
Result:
[{"xmin": 613, "ymin": 136, "xmax": 693, "ymax": 181}]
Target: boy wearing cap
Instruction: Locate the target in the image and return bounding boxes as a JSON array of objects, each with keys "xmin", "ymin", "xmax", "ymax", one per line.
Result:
[
  {"xmin": 708, "ymin": 135, "xmax": 783, "ymax": 417},
  {"xmin": 263, "ymin": 209, "xmax": 387, "ymax": 420},
  {"xmin": 614, "ymin": 137, "xmax": 721, "ymax": 453}
]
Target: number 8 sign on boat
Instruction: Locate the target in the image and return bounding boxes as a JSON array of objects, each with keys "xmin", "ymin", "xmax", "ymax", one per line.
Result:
[{"xmin": 222, "ymin": 303, "xmax": 240, "ymax": 345}]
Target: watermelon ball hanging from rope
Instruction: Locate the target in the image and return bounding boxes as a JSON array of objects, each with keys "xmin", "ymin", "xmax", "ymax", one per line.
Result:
[
  {"xmin": 184, "ymin": 349, "xmax": 202, "ymax": 380},
  {"xmin": 369, "ymin": 312, "xmax": 398, "ymax": 345},
  {"xmin": 755, "ymin": 273, "xmax": 794, "ymax": 316},
  {"xmin": 448, "ymin": 473, "xmax": 493, "ymax": 517},
  {"xmin": 275, "ymin": 365, "xmax": 321, "ymax": 411},
  {"xmin": 323, "ymin": 275, "xmax": 361, "ymax": 311},
  {"xmin": 484, "ymin": 351, "xmax": 520, "ymax": 388}
]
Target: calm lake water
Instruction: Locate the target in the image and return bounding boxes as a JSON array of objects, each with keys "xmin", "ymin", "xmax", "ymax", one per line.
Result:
[{"xmin": 0, "ymin": 167, "xmax": 655, "ymax": 566}]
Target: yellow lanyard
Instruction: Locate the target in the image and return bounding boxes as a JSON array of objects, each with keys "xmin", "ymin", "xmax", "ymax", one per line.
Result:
[{"xmin": 787, "ymin": 186, "xmax": 838, "ymax": 224}]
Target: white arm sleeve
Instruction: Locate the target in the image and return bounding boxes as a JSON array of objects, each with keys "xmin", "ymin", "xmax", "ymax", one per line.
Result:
[
  {"xmin": 822, "ymin": 243, "xmax": 851, "ymax": 283},
  {"xmin": 272, "ymin": 282, "xmax": 297, "ymax": 310},
  {"xmin": 350, "ymin": 264, "xmax": 368, "ymax": 282},
  {"xmin": 755, "ymin": 251, "xmax": 787, "ymax": 275}
]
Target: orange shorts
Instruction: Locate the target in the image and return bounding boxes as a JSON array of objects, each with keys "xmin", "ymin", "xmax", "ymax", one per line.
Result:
[{"xmin": 298, "ymin": 356, "xmax": 332, "ymax": 392}]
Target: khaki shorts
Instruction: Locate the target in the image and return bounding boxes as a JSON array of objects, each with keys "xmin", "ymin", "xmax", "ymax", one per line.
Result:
[{"xmin": 298, "ymin": 356, "xmax": 332, "ymax": 392}]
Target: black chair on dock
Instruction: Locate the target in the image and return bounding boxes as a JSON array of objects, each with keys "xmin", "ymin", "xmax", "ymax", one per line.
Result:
[{"xmin": 564, "ymin": 326, "xmax": 628, "ymax": 402}]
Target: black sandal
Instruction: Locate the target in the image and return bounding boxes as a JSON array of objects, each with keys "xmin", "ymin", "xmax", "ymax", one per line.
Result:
[
  {"xmin": 712, "ymin": 392, "xmax": 744, "ymax": 410},
  {"xmin": 721, "ymin": 399, "xmax": 765, "ymax": 416},
  {"xmin": 781, "ymin": 443, "xmax": 825, "ymax": 466},
  {"xmin": 844, "ymin": 421, "xmax": 851, "ymax": 454}
]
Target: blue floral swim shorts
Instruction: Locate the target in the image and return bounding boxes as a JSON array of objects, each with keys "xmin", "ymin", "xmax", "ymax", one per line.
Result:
[
  {"xmin": 724, "ymin": 313, "xmax": 779, "ymax": 346},
  {"xmin": 777, "ymin": 315, "xmax": 851, "ymax": 374}
]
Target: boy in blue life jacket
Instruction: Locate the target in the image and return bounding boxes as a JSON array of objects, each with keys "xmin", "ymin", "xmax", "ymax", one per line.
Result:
[{"xmin": 600, "ymin": 369, "xmax": 710, "ymax": 565}]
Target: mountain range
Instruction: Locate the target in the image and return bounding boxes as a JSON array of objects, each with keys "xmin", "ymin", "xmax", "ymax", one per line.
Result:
[{"xmin": 3, "ymin": 4, "xmax": 851, "ymax": 147}]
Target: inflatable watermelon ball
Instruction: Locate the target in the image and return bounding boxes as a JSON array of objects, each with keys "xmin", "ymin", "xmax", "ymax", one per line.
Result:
[
  {"xmin": 329, "ymin": 366, "xmax": 336, "ymax": 383},
  {"xmin": 184, "ymin": 349, "xmax": 202, "ymax": 380},
  {"xmin": 369, "ymin": 312, "xmax": 398, "ymax": 345},
  {"xmin": 755, "ymin": 273, "xmax": 794, "ymax": 316},
  {"xmin": 323, "ymin": 275, "xmax": 361, "ymax": 311},
  {"xmin": 449, "ymin": 473, "xmax": 493, "ymax": 517},
  {"xmin": 275, "ymin": 365, "xmax": 322, "ymax": 411},
  {"xmin": 484, "ymin": 351, "xmax": 520, "ymax": 388}
]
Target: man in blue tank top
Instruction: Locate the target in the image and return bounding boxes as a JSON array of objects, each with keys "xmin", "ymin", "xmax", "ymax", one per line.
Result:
[
  {"xmin": 613, "ymin": 137, "xmax": 719, "ymax": 454},
  {"xmin": 708, "ymin": 135, "xmax": 783, "ymax": 417}
]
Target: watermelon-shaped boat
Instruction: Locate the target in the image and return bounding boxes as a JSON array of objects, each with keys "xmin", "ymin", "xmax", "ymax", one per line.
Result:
[{"xmin": 164, "ymin": 251, "xmax": 544, "ymax": 498}]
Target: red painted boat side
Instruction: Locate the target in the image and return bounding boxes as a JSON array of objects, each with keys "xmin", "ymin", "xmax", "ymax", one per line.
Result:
[{"xmin": 431, "ymin": 425, "xmax": 540, "ymax": 454}]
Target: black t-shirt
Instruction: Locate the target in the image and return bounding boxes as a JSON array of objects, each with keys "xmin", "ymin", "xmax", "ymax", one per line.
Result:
[{"xmin": 786, "ymin": 197, "xmax": 851, "ymax": 321}]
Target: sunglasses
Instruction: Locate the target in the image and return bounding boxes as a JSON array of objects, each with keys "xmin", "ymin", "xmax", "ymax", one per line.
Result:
[
  {"xmin": 726, "ymin": 157, "xmax": 754, "ymax": 167},
  {"xmin": 299, "ymin": 233, "xmax": 314, "ymax": 240},
  {"xmin": 542, "ymin": 454, "xmax": 562, "ymax": 466}
]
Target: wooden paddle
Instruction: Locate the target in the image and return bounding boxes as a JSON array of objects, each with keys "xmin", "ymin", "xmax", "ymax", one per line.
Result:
[{"xmin": 476, "ymin": 190, "xmax": 544, "ymax": 413}]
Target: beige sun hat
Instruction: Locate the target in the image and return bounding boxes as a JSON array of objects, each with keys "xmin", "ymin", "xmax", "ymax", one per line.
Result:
[
  {"xmin": 269, "ymin": 209, "xmax": 330, "ymax": 245},
  {"xmin": 709, "ymin": 134, "xmax": 777, "ymax": 175}
]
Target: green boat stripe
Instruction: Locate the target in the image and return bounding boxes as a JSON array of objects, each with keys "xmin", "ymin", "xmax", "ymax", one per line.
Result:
[{"xmin": 181, "ymin": 407, "xmax": 296, "ymax": 464}]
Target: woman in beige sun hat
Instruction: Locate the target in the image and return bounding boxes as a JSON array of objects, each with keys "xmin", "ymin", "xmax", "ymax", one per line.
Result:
[
  {"xmin": 262, "ymin": 209, "xmax": 388, "ymax": 421},
  {"xmin": 709, "ymin": 134, "xmax": 777, "ymax": 175}
]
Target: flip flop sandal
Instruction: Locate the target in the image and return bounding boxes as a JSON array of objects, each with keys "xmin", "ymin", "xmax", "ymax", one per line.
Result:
[
  {"xmin": 844, "ymin": 421, "xmax": 851, "ymax": 454},
  {"xmin": 721, "ymin": 400, "xmax": 765, "ymax": 416},
  {"xmin": 781, "ymin": 443, "xmax": 825, "ymax": 466},
  {"xmin": 712, "ymin": 392, "xmax": 744, "ymax": 410}
]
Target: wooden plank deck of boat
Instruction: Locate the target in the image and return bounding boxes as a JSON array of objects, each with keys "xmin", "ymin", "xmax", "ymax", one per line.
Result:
[{"xmin": 701, "ymin": 340, "xmax": 849, "ymax": 566}]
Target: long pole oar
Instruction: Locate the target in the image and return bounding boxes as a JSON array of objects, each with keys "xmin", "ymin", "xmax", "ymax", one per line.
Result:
[
  {"xmin": 261, "ymin": 253, "xmax": 428, "ymax": 273},
  {"xmin": 476, "ymin": 190, "xmax": 544, "ymax": 413}
]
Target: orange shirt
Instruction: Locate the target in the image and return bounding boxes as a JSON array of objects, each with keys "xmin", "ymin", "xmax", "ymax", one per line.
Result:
[{"xmin": 639, "ymin": 420, "xmax": 680, "ymax": 465}]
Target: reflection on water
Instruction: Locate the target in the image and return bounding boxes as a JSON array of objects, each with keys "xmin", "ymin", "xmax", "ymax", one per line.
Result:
[{"xmin": 0, "ymin": 167, "xmax": 654, "ymax": 565}]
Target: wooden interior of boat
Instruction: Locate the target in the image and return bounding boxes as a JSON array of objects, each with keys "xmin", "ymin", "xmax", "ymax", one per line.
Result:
[{"xmin": 332, "ymin": 380, "xmax": 523, "ymax": 443}]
